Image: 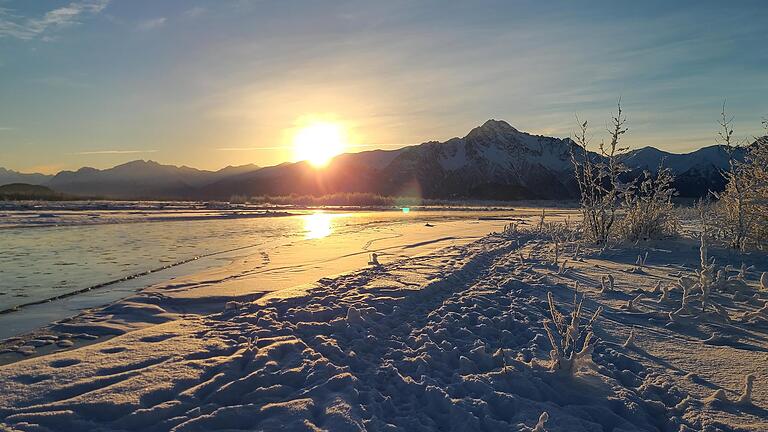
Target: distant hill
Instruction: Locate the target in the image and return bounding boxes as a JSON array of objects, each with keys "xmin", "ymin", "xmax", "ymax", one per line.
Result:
[
  {"xmin": 0, "ymin": 168, "xmax": 53, "ymax": 186},
  {"xmin": 0, "ymin": 183, "xmax": 70, "ymax": 201},
  {"xmin": 47, "ymin": 161, "xmax": 260, "ymax": 199},
  {"xmin": 0, "ymin": 122, "xmax": 756, "ymax": 201},
  {"xmin": 620, "ymin": 145, "xmax": 745, "ymax": 197}
]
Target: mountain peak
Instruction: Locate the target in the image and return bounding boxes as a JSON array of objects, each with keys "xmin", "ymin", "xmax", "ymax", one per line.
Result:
[
  {"xmin": 465, "ymin": 119, "xmax": 522, "ymax": 142},
  {"xmin": 478, "ymin": 119, "xmax": 520, "ymax": 134},
  {"xmin": 115, "ymin": 160, "xmax": 161, "ymax": 168}
]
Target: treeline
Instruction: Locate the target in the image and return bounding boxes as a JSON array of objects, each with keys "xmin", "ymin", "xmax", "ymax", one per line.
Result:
[
  {"xmin": 230, "ymin": 192, "xmax": 499, "ymax": 207},
  {"xmin": 0, "ymin": 183, "xmax": 77, "ymax": 201}
]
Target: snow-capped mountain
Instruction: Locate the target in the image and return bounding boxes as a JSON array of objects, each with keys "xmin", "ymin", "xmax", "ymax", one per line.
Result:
[
  {"xmin": 374, "ymin": 120, "xmax": 579, "ymax": 199},
  {"xmin": 620, "ymin": 145, "xmax": 745, "ymax": 197}
]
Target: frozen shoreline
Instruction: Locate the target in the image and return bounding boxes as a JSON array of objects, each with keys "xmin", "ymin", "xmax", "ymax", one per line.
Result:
[{"xmin": 1, "ymin": 210, "xmax": 542, "ymax": 341}]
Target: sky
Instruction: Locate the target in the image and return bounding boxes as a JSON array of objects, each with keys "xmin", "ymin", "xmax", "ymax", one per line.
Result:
[{"xmin": 0, "ymin": 0, "xmax": 766, "ymax": 174}]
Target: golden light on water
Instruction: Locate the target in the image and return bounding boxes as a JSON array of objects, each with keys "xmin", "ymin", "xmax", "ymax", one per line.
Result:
[
  {"xmin": 304, "ymin": 212, "xmax": 334, "ymax": 239},
  {"xmin": 292, "ymin": 121, "xmax": 348, "ymax": 167}
]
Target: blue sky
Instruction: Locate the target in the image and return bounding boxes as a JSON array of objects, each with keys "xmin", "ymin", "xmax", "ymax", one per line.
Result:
[{"xmin": 0, "ymin": 0, "xmax": 766, "ymax": 173}]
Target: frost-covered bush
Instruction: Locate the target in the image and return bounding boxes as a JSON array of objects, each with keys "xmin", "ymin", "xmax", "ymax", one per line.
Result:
[
  {"xmin": 542, "ymin": 291, "xmax": 603, "ymax": 374},
  {"xmin": 714, "ymin": 109, "xmax": 768, "ymax": 250},
  {"xmin": 618, "ymin": 165, "xmax": 679, "ymax": 241},
  {"xmin": 746, "ymin": 125, "xmax": 768, "ymax": 246},
  {"xmin": 571, "ymin": 101, "xmax": 631, "ymax": 245}
]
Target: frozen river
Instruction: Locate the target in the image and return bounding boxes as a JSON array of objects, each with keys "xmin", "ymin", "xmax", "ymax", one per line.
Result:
[{"xmin": 1, "ymin": 206, "xmax": 560, "ymax": 338}]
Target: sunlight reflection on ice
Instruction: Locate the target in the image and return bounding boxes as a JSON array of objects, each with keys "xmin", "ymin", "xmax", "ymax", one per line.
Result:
[{"xmin": 304, "ymin": 212, "xmax": 334, "ymax": 239}]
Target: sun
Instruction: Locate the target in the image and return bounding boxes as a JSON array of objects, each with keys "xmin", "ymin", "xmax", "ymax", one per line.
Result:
[{"xmin": 292, "ymin": 121, "xmax": 348, "ymax": 167}]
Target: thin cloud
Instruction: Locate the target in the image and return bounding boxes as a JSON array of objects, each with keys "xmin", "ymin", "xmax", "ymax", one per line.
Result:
[
  {"xmin": 217, "ymin": 146, "xmax": 288, "ymax": 151},
  {"xmin": 0, "ymin": 0, "xmax": 109, "ymax": 40},
  {"xmin": 136, "ymin": 17, "xmax": 166, "ymax": 31},
  {"xmin": 74, "ymin": 149, "xmax": 158, "ymax": 155},
  {"xmin": 182, "ymin": 7, "xmax": 206, "ymax": 19},
  {"xmin": 0, "ymin": 127, "xmax": 13, "ymax": 131}
]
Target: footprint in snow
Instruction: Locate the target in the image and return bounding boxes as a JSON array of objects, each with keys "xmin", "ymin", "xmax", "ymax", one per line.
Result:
[
  {"xmin": 15, "ymin": 374, "xmax": 52, "ymax": 384},
  {"xmin": 139, "ymin": 333, "xmax": 178, "ymax": 343},
  {"xmin": 49, "ymin": 358, "xmax": 81, "ymax": 368}
]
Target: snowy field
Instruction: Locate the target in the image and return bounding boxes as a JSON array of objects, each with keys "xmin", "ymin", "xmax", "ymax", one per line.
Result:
[{"xmin": 1, "ymin": 213, "xmax": 767, "ymax": 431}]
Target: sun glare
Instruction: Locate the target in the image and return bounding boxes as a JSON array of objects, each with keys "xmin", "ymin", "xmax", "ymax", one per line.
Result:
[
  {"xmin": 292, "ymin": 121, "xmax": 347, "ymax": 167},
  {"xmin": 304, "ymin": 212, "xmax": 334, "ymax": 239}
]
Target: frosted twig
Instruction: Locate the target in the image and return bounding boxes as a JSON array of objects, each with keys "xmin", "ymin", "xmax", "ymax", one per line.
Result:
[
  {"xmin": 622, "ymin": 328, "xmax": 635, "ymax": 348},
  {"xmin": 532, "ymin": 412, "xmax": 549, "ymax": 432}
]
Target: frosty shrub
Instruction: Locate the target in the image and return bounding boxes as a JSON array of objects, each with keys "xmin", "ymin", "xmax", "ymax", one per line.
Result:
[
  {"xmin": 542, "ymin": 291, "xmax": 603, "ymax": 374},
  {"xmin": 571, "ymin": 101, "xmax": 631, "ymax": 244},
  {"xmin": 619, "ymin": 165, "xmax": 679, "ymax": 241},
  {"xmin": 714, "ymin": 107, "xmax": 768, "ymax": 249},
  {"xmin": 693, "ymin": 197, "xmax": 721, "ymax": 242},
  {"xmin": 228, "ymin": 194, "xmax": 249, "ymax": 204},
  {"xmin": 747, "ymin": 121, "xmax": 768, "ymax": 245}
]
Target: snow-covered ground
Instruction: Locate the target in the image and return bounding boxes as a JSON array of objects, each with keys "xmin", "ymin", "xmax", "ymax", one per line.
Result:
[{"xmin": 1, "ymin": 217, "xmax": 767, "ymax": 431}]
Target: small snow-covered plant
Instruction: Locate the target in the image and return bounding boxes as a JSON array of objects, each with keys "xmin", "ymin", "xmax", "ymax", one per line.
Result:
[
  {"xmin": 622, "ymin": 327, "xmax": 636, "ymax": 348},
  {"xmin": 635, "ymin": 252, "xmax": 649, "ymax": 267},
  {"xmin": 711, "ymin": 302, "xmax": 732, "ymax": 322},
  {"xmin": 542, "ymin": 291, "xmax": 603, "ymax": 374},
  {"xmin": 557, "ymin": 259, "xmax": 568, "ymax": 275},
  {"xmin": 624, "ymin": 294, "xmax": 644, "ymax": 312},
  {"xmin": 501, "ymin": 222, "xmax": 519, "ymax": 236},
  {"xmin": 239, "ymin": 336, "xmax": 259, "ymax": 370},
  {"xmin": 651, "ymin": 281, "xmax": 663, "ymax": 294},
  {"xmin": 741, "ymin": 301, "xmax": 768, "ymax": 322},
  {"xmin": 658, "ymin": 284, "xmax": 671, "ymax": 303},
  {"xmin": 368, "ymin": 253, "xmax": 380, "ymax": 266},
  {"xmin": 689, "ymin": 235, "xmax": 718, "ymax": 313},
  {"xmin": 761, "ymin": 272, "xmax": 768, "ymax": 291},
  {"xmin": 738, "ymin": 263, "xmax": 754, "ymax": 280},
  {"xmin": 532, "ymin": 412, "xmax": 549, "ymax": 432},
  {"xmin": 571, "ymin": 101, "xmax": 632, "ymax": 245},
  {"xmin": 552, "ymin": 239, "xmax": 560, "ymax": 266},
  {"xmin": 737, "ymin": 374, "xmax": 756, "ymax": 406},
  {"xmin": 619, "ymin": 164, "xmax": 679, "ymax": 242},
  {"xmin": 600, "ymin": 274, "xmax": 615, "ymax": 293},
  {"xmin": 705, "ymin": 374, "xmax": 756, "ymax": 406}
]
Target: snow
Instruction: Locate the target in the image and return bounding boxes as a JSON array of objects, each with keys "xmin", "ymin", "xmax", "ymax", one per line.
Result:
[{"xmin": 1, "ymin": 217, "xmax": 767, "ymax": 431}]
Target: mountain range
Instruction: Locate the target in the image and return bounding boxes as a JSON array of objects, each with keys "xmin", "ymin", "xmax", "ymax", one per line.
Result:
[{"xmin": 0, "ymin": 120, "xmax": 750, "ymax": 201}]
